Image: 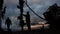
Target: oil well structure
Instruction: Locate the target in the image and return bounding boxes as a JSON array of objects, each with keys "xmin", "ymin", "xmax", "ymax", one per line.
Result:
[{"xmin": 43, "ymin": 3, "xmax": 60, "ymax": 29}]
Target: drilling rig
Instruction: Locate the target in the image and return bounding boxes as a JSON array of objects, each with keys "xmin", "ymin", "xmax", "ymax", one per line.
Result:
[{"xmin": 43, "ymin": 3, "xmax": 60, "ymax": 29}]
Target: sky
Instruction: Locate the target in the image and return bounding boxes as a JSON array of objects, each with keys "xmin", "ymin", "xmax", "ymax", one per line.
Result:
[
  {"xmin": 1, "ymin": 0, "xmax": 60, "ymax": 31},
  {"xmin": 3, "ymin": 0, "xmax": 60, "ymax": 23}
]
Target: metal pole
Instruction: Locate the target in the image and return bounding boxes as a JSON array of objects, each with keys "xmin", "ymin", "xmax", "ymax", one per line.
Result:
[{"xmin": 0, "ymin": 0, "xmax": 4, "ymax": 29}]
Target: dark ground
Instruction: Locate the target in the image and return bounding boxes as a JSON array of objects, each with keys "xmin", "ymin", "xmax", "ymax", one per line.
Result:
[{"xmin": 0, "ymin": 28, "xmax": 60, "ymax": 34}]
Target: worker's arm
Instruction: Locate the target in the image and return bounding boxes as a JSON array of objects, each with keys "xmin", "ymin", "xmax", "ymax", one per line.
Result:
[
  {"xmin": 10, "ymin": 20, "xmax": 12, "ymax": 25},
  {"xmin": 23, "ymin": 14, "xmax": 26, "ymax": 16}
]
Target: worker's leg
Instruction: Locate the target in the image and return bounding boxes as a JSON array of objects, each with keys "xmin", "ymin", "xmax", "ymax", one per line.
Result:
[{"xmin": 7, "ymin": 25, "xmax": 10, "ymax": 31}]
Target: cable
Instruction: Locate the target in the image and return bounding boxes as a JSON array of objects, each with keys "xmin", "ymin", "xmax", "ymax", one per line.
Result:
[{"xmin": 25, "ymin": 0, "xmax": 45, "ymax": 20}]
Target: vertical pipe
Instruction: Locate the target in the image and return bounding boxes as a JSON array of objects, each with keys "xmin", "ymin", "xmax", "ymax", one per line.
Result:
[{"xmin": 0, "ymin": 0, "xmax": 4, "ymax": 29}]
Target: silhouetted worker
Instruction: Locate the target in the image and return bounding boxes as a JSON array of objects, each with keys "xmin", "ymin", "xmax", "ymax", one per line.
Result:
[
  {"xmin": 5, "ymin": 17, "xmax": 12, "ymax": 30},
  {"xmin": 26, "ymin": 12, "xmax": 31, "ymax": 31},
  {"xmin": 23, "ymin": 12, "xmax": 31, "ymax": 31}
]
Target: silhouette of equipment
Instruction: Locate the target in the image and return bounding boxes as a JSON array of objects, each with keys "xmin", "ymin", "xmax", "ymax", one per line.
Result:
[
  {"xmin": 43, "ymin": 3, "xmax": 60, "ymax": 29},
  {"xmin": 0, "ymin": 0, "xmax": 4, "ymax": 9},
  {"xmin": 17, "ymin": 0, "xmax": 25, "ymax": 31},
  {"xmin": 17, "ymin": 0, "xmax": 46, "ymax": 31},
  {"xmin": 0, "ymin": 0, "xmax": 4, "ymax": 30},
  {"xmin": 2, "ymin": 6, "xmax": 6, "ymax": 19}
]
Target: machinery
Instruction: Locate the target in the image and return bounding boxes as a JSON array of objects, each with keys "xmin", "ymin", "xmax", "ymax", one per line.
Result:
[{"xmin": 43, "ymin": 3, "xmax": 60, "ymax": 29}]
